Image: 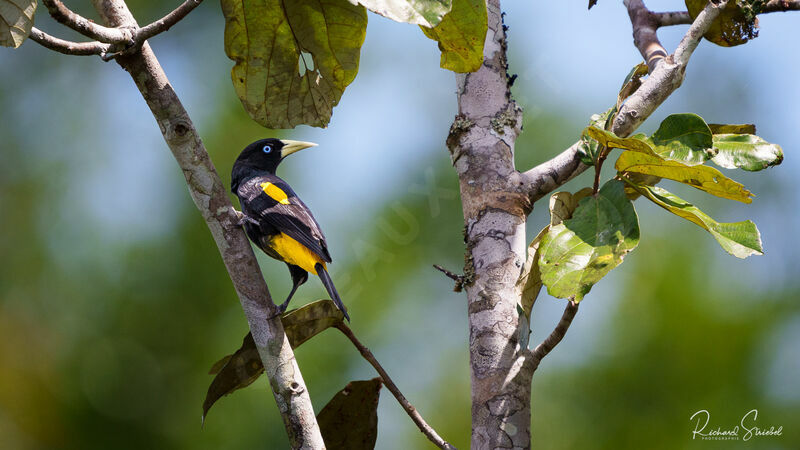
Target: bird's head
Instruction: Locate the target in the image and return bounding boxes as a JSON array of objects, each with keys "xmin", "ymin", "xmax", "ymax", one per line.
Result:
[
  {"xmin": 234, "ymin": 138, "xmax": 318, "ymax": 173},
  {"xmin": 231, "ymin": 138, "xmax": 317, "ymax": 192}
]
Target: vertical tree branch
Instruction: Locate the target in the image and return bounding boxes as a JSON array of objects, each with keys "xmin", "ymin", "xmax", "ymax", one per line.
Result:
[
  {"xmin": 448, "ymin": 0, "xmax": 534, "ymax": 447},
  {"xmin": 89, "ymin": 1, "xmax": 325, "ymax": 448}
]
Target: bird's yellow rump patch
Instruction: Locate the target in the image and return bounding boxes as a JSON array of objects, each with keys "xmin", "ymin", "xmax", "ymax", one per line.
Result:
[
  {"xmin": 270, "ymin": 233, "xmax": 325, "ymax": 274},
  {"xmin": 260, "ymin": 182, "xmax": 290, "ymax": 205}
]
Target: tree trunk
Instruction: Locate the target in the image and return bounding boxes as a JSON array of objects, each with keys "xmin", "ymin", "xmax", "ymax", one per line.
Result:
[{"xmin": 447, "ymin": 1, "xmax": 535, "ymax": 448}]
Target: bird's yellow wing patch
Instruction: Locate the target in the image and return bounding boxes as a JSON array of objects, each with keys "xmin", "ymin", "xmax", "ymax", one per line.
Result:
[
  {"xmin": 260, "ymin": 182, "xmax": 290, "ymax": 205},
  {"xmin": 270, "ymin": 233, "xmax": 325, "ymax": 275}
]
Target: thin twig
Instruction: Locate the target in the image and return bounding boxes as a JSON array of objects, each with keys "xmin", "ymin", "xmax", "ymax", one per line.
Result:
[
  {"xmin": 335, "ymin": 323, "xmax": 457, "ymax": 450},
  {"xmin": 28, "ymin": 27, "xmax": 110, "ymax": 57},
  {"xmin": 433, "ymin": 264, "xmax": 465, "ymax": 292},
  {"xmin": 40, "ymin": 0, "xmax": 203, "ymax": 59},
  {"xmin": 136, "ymin": 0, "xmax": 203, "ymax": 41},
  {"xmin": 42, "ymin": 0, "xmax": 133, "ymax": 44},
  {"xmin": 529, "ymin": 301, "xmax": 579, "ymax": 371}
]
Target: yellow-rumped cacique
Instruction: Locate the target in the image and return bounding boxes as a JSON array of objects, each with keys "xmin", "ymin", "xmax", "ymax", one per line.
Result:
[{"xmin": 231, "ymin": 138, "xmax": 349, "ymax": 321}]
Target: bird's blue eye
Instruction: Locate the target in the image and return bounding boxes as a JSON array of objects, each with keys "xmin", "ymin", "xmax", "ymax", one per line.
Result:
[{"xmin": 262, "ymin": 145, "xmax": 272, "ymax": 153}]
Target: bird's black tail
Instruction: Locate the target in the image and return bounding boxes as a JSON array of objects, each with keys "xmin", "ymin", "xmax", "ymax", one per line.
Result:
[{"xmin": 316, "ymin": 263, "xmax": 350, "ymax": 321}]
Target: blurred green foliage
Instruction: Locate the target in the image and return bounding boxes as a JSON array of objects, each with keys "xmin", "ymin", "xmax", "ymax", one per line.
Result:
[{"xmin": 1, "ymin": 1, "xmax": 798, "ymax": 449}]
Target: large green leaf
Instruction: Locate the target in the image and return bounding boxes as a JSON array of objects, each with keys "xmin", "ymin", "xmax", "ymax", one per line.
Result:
[
  {"xmin": 686, "ymin": 0, "xmax": 759, "ymax": 47},
  {"xmin": 0, "ymin": 0, "xmax": 36, "ymax": 48},
  {"xmin": 202, "ymin": 300, "xmax": 344, "ymax": 422},
  {"xmin": 648, "ymin": 113, "xmax": 715, "ymax": 165},
  {"xmin": 538, "ymin": 180, "xmax": 640, "ymax": 302},
  {"xmin": 517, "ymin": 188, "xmax": 593, "ymax": 316},
  {"xmin": 615, "ymin": 151, "xmax": 753, "ymax": 203},
  {"xmin": 355, "ymin": 0, "xmax": 451, "ymax": 26},
  {"xmin": 711, "ymin": 134, "xmax": 783, "ymax": 171},
  {"xmin": 221, "ymin": 0, "xmax": 367, "ymax": 128},
  {"xmin": 318, "ymin": 378, "xmax": 382, "ymax": 450},
  {"xmin": 625, "ymin": 181, "xmax": 762, "ymax": 258},
  {"xmin": 420, "ymin": 0, "xmax": 487, "ymax": 73}
]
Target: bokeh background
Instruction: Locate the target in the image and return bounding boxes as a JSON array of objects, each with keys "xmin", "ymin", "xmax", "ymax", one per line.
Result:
[{"xmin": 1, "ymin": 0, "xmax": 798, "ymax": 448}]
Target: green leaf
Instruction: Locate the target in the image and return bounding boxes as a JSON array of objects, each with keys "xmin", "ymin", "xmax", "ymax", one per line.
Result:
[
  {"xmin": 625, "ymin": 180, "xmax": 762, "ymax": 258},
  {"xmin": 648, "ymin": 113, "xmax": 715, "ymax": 165},
  {"xmin": 517, "ymin": 188, "xmax": 593, "ymax": 316},
  {"xmin": 318, "ymin": 378, "xmax": 382, "ymax": 450},
  {"xmin": 538, "ymin": 180, "xmax": 640, "ymax": 302},
  {"xmin": 0, "ymin": 0, "xmax": 36, "ymax": 48},
  {"xmin": 355, "ymin": 0, "xmax": 451, "ymax": 26},
  {"xmin": 685, "ymin": 0, "xmax": 759, "ymax": 47},
  {"xmin": 708, "ymin": 123, "xmax": 756, "ymax": 135},
  {"xmin": 711, "ymin": 134, "xmax": 783, "ymax": 171},
  {"xmin": 577, "ymin": 108, "xmax": 615, "ymax": 165},
  {"xmin": 615, "ymin": 151, "xmax": 753, "ymax": 203},
  {"xmin": 202, "ymin": 300, "xmax": 344, "ymax": 422},
  {"xmin": 420, "ymin": 0, "xmax": 487, "ymax": 73},
  {"xmin": 584, "ymin": 126, "xmax": 660, "ymax": 157},
  {"xmin": 221, "ymin": 0, "xmax": 367, "ymax": 128}
]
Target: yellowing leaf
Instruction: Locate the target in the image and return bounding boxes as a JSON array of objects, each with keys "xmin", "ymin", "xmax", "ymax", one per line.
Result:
[
  {"xmin": 0, "ymin": 0, "xmax": 36, "ymax": 48},
  {"xmin": 617, "ymin": 62, "xmax": 648, "ymax": 110},
  {"xmin": 420, "ymin": 0, "xmax": 487, "ymax": 73},
  {"xmin": 615, "ymin": 151, "xmax": 753, "ymax": 203},
  {"xmin": 686, "ymin": 0, "xmax": 759, "ymax": 47},
  {"xmin": 625, "ymin": 180, "xmax": 763, "ymax": 258},
  {"xmin": 221, "ymin": 0, "xmax": 367, "ymax": 128},
  {"xmin": 584, "ymin": 126, "xmax": 660, "ymax": 157},
  {"xmin": 355, "ymin": 0, "xmax": 451, "ymax": 26},
  {"xmin": 708, "ymin": 123, "xmax": 756, "ymax": 134}
]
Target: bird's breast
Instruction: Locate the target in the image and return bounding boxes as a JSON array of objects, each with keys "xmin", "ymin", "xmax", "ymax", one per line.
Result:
[{"xmin": 269, "ymin": 232, "xmax": 325, "ymax": 275}]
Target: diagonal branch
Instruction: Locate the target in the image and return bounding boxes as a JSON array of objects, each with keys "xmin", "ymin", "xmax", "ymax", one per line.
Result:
[
  {"xmin": 88, "ymin": 0, "xmax": 324, "ymax": 447},
  {"xmin": 28, "ymin": 27, "xmax": 111, "ymax": 56},
  {"xmin": 518, "ymin": 0, "xmax": 729, "ymax": 205},
  {"xmin": 762, "ymin": 0, "xmax": 800, "ymax": 11},
  {"xmin": 335, "ymin": 323, "xmax": 456, "ymax": 450},
  {"xmin": 528, "ymin": 301, "xmax": 579, "ymax": 371}
]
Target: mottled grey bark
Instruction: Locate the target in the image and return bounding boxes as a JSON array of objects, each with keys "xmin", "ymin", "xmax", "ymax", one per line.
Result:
[
  {"xmin": 447, "ymin": 1, "xmax": 534, "ymax": 447},
  {"xmin": 89, "ymin": 1, "xmax": 325, "ymax": 448},
  {"xmin": 450, "ymin": 1, "xmax": 731, "ymax": 448}
]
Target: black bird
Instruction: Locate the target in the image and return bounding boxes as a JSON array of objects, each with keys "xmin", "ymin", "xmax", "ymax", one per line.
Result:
[{"xmin": 231, "ymin": 138, "xmax": 349, "ymax": 321}]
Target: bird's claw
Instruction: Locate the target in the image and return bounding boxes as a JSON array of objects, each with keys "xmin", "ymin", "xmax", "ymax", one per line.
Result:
[{"xmin": 233, "ymin": 209, "xmax": 259, "ymax": 227}]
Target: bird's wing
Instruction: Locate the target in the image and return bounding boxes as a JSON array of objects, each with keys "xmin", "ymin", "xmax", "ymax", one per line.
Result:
[{"xmin": 238, "ymin": 175, "xmax": 332, "ymax": 262}]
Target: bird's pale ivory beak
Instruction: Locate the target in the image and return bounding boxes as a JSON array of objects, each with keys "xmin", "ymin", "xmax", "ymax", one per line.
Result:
[{"xmin": 280, "ymin": 140, "xmax": 318, "ymax": 158}]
